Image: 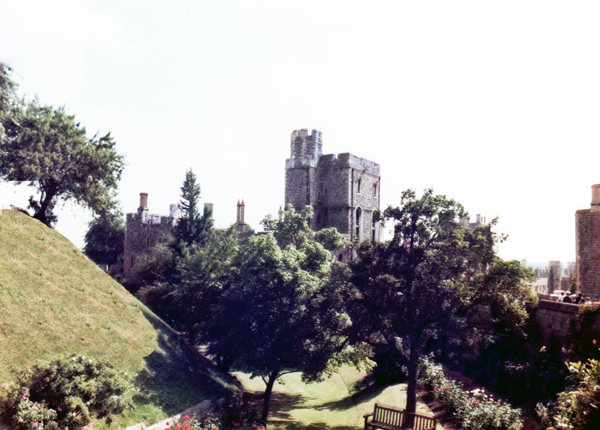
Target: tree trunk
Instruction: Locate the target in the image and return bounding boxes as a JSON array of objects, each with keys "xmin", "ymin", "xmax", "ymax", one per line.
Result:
[
  {"xmin": 405, "ymin": 337, "xmax": 422, "ymax": 418},
  {"xmin": 33, "ymin": 182, "xmax": 57, "ymax": 226},
  {"xmin": 406, "ymin": 361, "xmax": 418, "ymax": 415},
  {"xmin": 261, "ymin": 372, "xmax": 278, "ymax": 421}
]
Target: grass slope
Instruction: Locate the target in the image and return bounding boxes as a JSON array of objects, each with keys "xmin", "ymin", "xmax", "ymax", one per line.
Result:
[
  {"xmin": 0, "ymin": 209, "xmax": 156, "ymax": 381},
  {"xmin": 0, "ymin": 209, "xmax": 236, "ymax": 428}
]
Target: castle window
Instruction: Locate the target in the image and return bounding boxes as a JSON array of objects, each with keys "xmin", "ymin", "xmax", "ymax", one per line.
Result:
[
  {"xmin": 324, "ymin": 187, "xmax": 328, "ymax": 196},
  {"xmin": 357, "ymin": 179, "xmax": 362, "ymax": 194},
  {"xmin": 355, "ymin": 207, "xmax": 362, "ymax": 240},
  {"xmin": 145, "ymin": 236, "xmax": 150, "ymax": 247},
  {"xmin": 372, "ymin": 219, "xmax": 377, "ymax": 242},
  {"xmin": 373, "ymin": 183, "xmax": 377, "ymax": 197}
]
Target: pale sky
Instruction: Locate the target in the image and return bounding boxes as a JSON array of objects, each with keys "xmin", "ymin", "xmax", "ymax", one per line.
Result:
[{"xmin": 1, "ymin": 0, "xmax": 599, "ymax": 265}]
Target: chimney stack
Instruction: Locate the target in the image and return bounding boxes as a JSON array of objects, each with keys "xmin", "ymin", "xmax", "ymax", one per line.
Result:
[
  {"xmin": 138, "ymin": 193, "xmax": 149, "ymax": 213},
  {"xmin": 591, "ymin": 184, "xmax": 600, "ymax": 213}
]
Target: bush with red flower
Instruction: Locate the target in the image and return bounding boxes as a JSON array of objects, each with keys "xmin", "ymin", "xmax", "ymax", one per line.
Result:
[{"xmin": 419, "ymin": 358, "xmax": 521, "ymax": 430}]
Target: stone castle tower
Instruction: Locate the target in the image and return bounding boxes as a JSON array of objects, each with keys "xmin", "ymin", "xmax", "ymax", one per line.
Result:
[
  {"xmin": 123, "ymin": 193, "xmax": 179, "ymax": 277},
  {"xmin": 575, "ymin": 184, "xmax": 600, "ymax": 300},
  {"xmin": 285, "ymin": 129, "xmax": 381, "ymax": 242}
]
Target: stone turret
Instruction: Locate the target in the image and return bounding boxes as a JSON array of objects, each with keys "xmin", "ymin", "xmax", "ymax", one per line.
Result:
[{"xmin": 286, "ymin": 129, "xmax": 323, "ymax": 169}]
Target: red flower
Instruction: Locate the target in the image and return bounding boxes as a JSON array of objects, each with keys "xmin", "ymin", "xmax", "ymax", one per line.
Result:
[
  {"xmin": 433, "ymin": 387, "xmax": 437, "ymax": 392},
  {"xmin": 445, "ymin": 386, "xmax": 450, "ymax": 391},
  {"xmin": 182, "ymin": 415, "xmax": 191, "ymax": 421}
]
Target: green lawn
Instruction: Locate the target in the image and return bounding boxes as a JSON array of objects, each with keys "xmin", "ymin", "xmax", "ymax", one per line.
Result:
[{"xmin": 235, "ymin": 367, "xmax": 443, "ymax": 430}]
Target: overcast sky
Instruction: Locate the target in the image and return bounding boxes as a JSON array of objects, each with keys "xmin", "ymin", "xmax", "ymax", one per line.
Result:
[{"xmin": 1, "ymin": 0, "xmax": 599, "ymax": 265}]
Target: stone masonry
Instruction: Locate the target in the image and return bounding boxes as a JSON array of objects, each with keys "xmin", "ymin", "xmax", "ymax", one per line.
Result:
[
  {"xmin": 123, "ymin": 193, "xmax": 179, "ymax": 276},
  {"xmin": 576, "ymin": 184, "xmax": 600, "ymax": 301},
  {"xmin": 285, "ymin": 129, "xmax": 381, "ymax": 242}
]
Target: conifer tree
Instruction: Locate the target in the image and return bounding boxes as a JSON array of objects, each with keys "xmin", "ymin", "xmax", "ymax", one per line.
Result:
[{"xmin": 173, "ymin": 169, "xmax": 213, "ymax": 249}]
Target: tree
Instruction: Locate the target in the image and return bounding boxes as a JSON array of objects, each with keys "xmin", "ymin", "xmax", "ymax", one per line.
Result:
[
  {"xmin": 83, "ymin": 216, "xmax": 125, "ymax": 265},
  {"xmin": 173, "ymin": 169, "xmax": 213, "ymax": 249},
  {"xmin": 205, "ymin": 205, "xmax": 356, "ymax": 421},
  {"xmin": 347, "ymin": 189, "xmax": 536, "ymax": 415},
  {"xmin": 168, "ymin": 226, "xmax": 239, "ymax": 340},
  {"xmin": 0, "ymin": 100, "xmax": 124, "ymax": 226},
  {"xmin": 0, "ymin": 63, "xmax": 19, "ymax": 125}
]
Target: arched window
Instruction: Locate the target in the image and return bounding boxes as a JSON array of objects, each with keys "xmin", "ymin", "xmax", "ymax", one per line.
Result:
[
  {"xmin": 356, "ymin": 207, "xmax": 362, "ymax": 240},
  {"xmin": 372, "ymin": 218, "xmax": 377, "ymax": 241}
]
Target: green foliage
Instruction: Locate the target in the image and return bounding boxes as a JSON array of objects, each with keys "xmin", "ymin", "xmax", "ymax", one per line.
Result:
[
  {"xmin": 347, "ymin": 189, "xmax": 536, "ymax": 413},
  {"xmin": 5, "ymin": 355, "xmax": 133, "ymax": 430},
  {"xmin": 541, "ymin": 359, "xmax": 600, "ymax": 430},
  {"xmin": 0, "ymin": 63, "xmax": 19, "ymax": 126},
  {"xmin": 83, "ymin": 215, "xmax": 125, "ymax": 265},
  {"xmin": 205, "ymin": 206, "xmax": 357, "ymax": 420},
  {"xmin": 0, "ymin": 100, "xmax": 124, "ymax": 226},
  {"xmin": 170, "ymin": 226, "xmax": 239, "ymax": 339},
  {"xmin": 127, "ymin": 242, "xmax": 176, "ymax": 292},
  {"xmin": 569, "ymin": 304, "xmax": 600, "ymax": 362},
  {"xmin": 419, "ymin": 358, "xmax": 522, "ymax": 430},
  {"xmin": 11, "ymin": 399, "xmax": 59, "ymax": 430},
  {"xmin": 174, "ymin": 169, "xmax": 213, "ymax": 249}
]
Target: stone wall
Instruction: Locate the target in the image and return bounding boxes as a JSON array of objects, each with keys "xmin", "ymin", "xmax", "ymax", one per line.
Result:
[
  {"xmin": 124, "ymin": 212, "xmax": 174, "ymax": 275},
  {"xmin": 535, "ymin": 299, "xmax": 581, "ymax": 345},
  {"xmin": 535, "ymin": 299, "xmax": 600, "ymax": 346},
  {"xmin": 576, "ymin": 208, "xmax": 600, "ymax": 301},
  {"xmin": 123, "ymin": 193, "xmax": 177, "ymax": 276}
]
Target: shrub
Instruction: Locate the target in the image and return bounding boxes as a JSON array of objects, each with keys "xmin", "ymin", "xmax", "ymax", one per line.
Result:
[
  {"xmin": 419, "ymin": 358, "xmax": 522, "ymax": 430},
  {"xmin": 11, "ymin": 398, "xmax": 59, "ymax": 430},
  {"xmin": 540, "ymin": 358, "xmax": 600, "ymax": 430},
  {"xmin": 5, "ymin": 354, "xmax": 133, "ymax": 430}
]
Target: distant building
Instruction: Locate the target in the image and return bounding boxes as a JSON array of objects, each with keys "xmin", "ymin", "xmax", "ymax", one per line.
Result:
[{"xmin": 284, "ymin": 129, "xmax": 381, "ymax": 242}]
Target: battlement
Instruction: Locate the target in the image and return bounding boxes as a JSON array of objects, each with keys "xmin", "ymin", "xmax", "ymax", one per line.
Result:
[
  {"xmin": 318, "ymin": 153, "xmax": 380, "ymax": 176},
  {"xmin": 286, "ymin": 128, "xmax": 324, "ymax": 169},
  {"xmin": 291, "ymin": 128, "xmax": 322, "ymax": 144}
]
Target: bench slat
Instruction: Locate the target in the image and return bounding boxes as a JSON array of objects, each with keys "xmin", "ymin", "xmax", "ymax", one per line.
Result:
[{"xmin": 365, "ymin": 404, "xmax": 435, "ymax": 430}]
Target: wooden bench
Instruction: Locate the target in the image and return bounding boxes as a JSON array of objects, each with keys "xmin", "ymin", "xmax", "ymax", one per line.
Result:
[{"xmin": 364, "ymin": 404, "xmax": 436, "ymax": 430}]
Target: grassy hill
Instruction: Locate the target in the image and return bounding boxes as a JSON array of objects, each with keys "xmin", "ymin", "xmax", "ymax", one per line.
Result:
[
  {"xmin": 0, "ymin": 209, "xmax": 235, "ymax": 427},
  {"xmin": 0, "ymin": 209, "xmax": 156, "ymax": 381}
]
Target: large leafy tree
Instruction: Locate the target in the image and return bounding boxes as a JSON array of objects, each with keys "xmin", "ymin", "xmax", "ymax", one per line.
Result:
[
  {"xmin": 0, "ymin": 100, "xmax": 124, "ymax": 226},
  {"xmin": 205, "ymin": 205, "xmax": 356, "ymax": 421},
  {"xmin": 83, "ymin": 215, "xmax": 125, "ymax": 265},
  {"xmin": 167, "ymin": 226, "xmax": 239, "ymax": 340},
  {"xmin": 348, "ymin": 189, "xmax": 536, "ymax": 414},
  {"xmin": 173, "ymin": 169, "xmax": 213, "ymax": 249}
]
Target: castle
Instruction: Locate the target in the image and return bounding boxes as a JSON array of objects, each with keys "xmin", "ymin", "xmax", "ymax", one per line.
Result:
[
  {"xmin": 123, "ymin": 129, "xmax": 383, "ymax": 276},
  {"xmin": 285, "ymin": 129, "xmax": 382, "ymax": 242}
]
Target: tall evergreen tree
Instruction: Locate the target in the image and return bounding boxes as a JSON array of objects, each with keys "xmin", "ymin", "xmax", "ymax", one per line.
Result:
[{"xmin": 173, "ymin": 169, "xmax": 212, "ymax": 249}]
